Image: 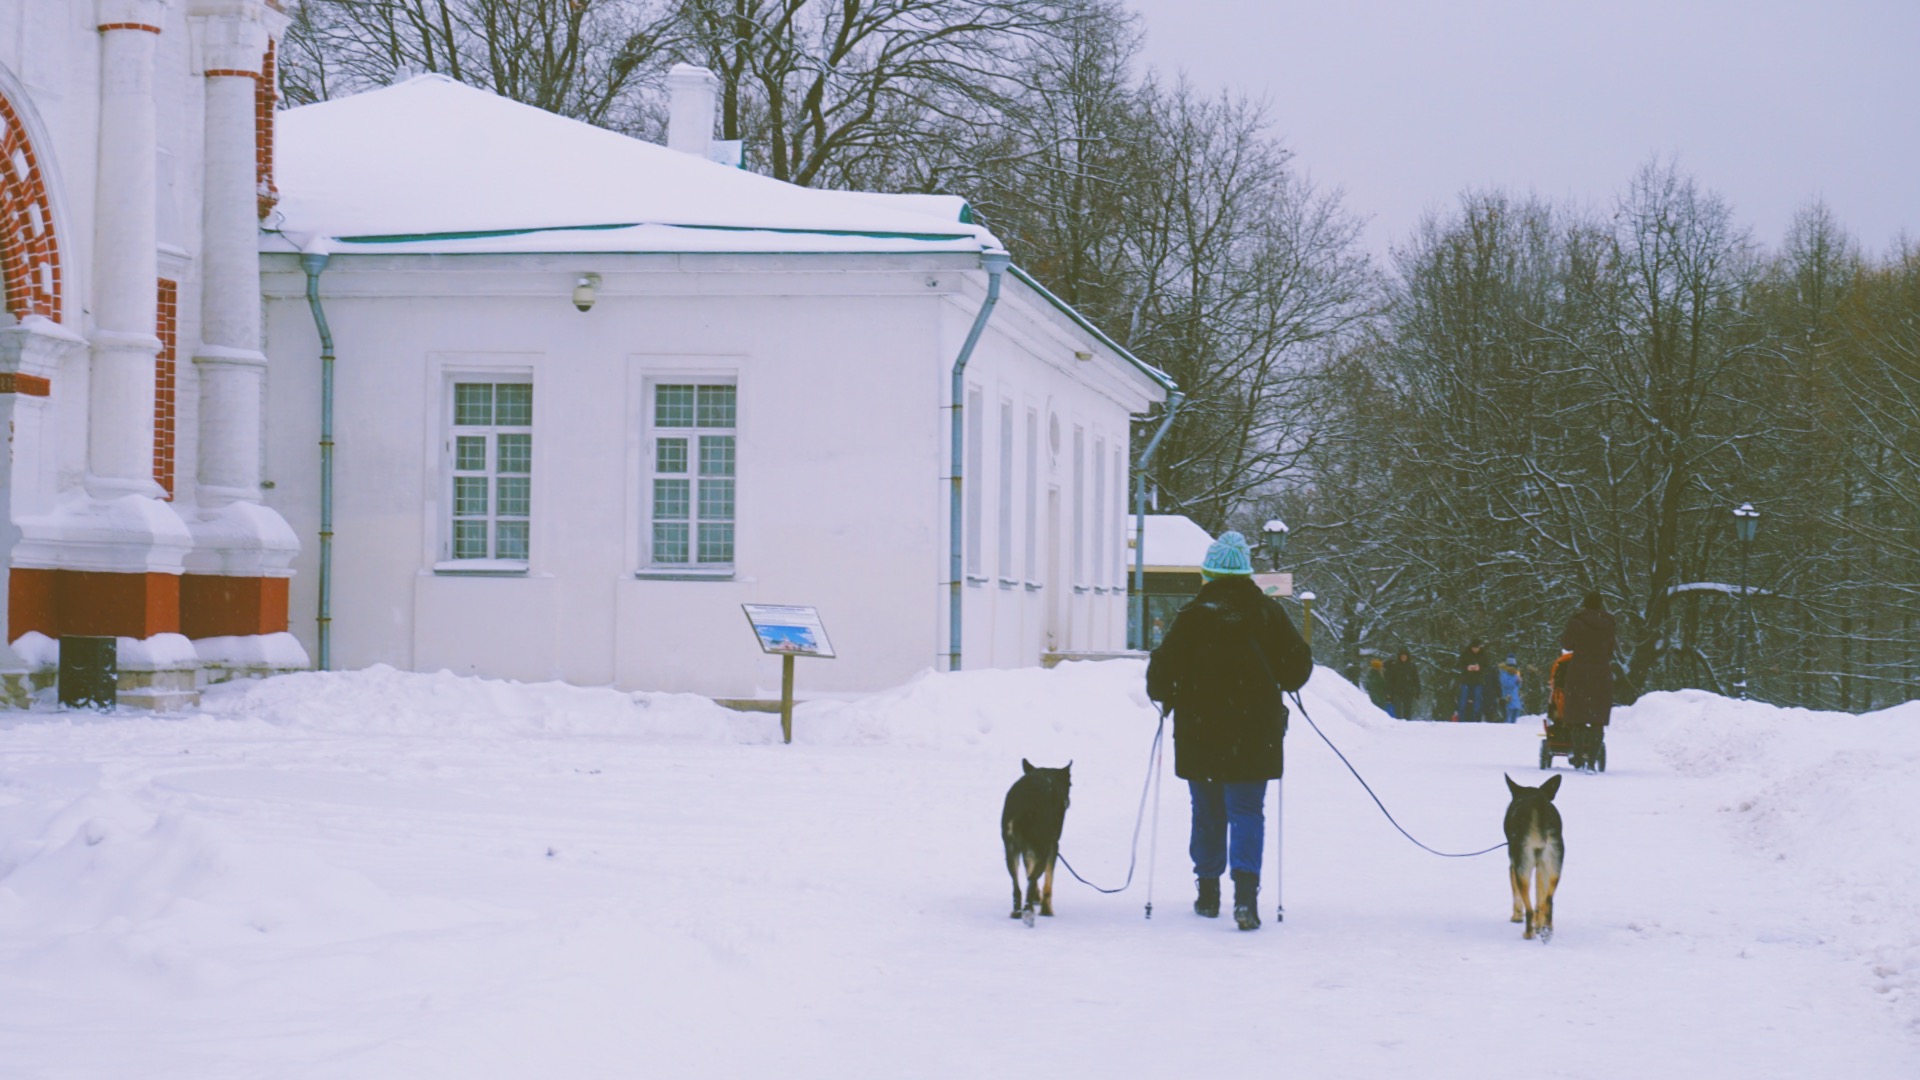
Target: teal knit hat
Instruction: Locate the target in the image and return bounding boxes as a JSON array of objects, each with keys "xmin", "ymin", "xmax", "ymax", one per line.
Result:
[{"xmin": 1201, "ymin": 531, "xmax": 1255, "ymax": 576}]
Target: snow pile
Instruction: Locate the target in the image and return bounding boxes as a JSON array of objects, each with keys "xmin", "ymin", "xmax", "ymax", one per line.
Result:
[
  {"xmin": 1617, "ymin": 691, "xmax": 1920, "ymax": 1020},
  {"xmin": 200, "ymin": 663, "xmax": 741, "ymax": 741}
]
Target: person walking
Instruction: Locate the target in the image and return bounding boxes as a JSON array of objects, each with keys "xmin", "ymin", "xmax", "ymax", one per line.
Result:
[
  {"xmin": 1146, "ymin": 531, "xmax": 1313, "ymax": 931},
  {"xmin": 1384, "ymin": 650, "xmax": 1420, "ymax": 720},
  {"xmin": 1456, "ymin": 640, "xmax": 1494, "ymax": 723},
  {"xmin": 1560, "ymin": 591, "xmax": 1617, "ymax": 768},
  {"xmin": 1363, "ymin": 658, "xmax": 1388, "ymax": 711},
  {"xmin": 1498, "ymin": 654, "xmax": 1524, "ymax": 724}
]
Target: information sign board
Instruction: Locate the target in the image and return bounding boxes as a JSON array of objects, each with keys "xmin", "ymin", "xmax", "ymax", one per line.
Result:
[{"xmin": 741, "ymin": 604, "xmax": 837, "ymax": 659}]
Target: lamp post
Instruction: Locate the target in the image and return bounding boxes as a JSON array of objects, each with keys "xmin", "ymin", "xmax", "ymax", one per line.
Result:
[
  {"xmin": 1261, "ymin": 519, "xmax": 1289, "ymax": 572},
  {"xmin": 1299, "ymin": 590, "xmax": 1316, "ymax": 650},
  {"xmin": 1732, "ymin": 502, "xmax": 1760, "ymax": 699}
]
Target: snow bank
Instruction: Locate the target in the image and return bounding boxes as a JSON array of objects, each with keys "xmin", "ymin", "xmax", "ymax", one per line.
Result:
[
  {"xmin": 199, "ymin": 664, "xmax": 741, "ymax": 741},
  {"xmin": 1616, "ymin": 690, "xmax": 1920, "ymax": 1019},
  {"xmin": 0, "ymin": 789, "xmax": 480, "ymax": 990}
]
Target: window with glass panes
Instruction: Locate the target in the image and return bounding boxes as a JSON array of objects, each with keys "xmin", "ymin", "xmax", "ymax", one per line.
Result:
[
  {"xmin": 648, "ymin": 382, "xmax": 736, "ymax": 567},
  {"xmin": 449, "ymin": 380, "xmax": 533, "ymax": 562}
]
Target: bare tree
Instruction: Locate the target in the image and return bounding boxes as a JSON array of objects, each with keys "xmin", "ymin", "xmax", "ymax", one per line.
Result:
[{"xmin": 281, "ymin": 0, "xmax": 675, "ymax": 130}]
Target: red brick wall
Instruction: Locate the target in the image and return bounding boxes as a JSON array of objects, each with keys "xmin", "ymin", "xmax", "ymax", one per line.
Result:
[
  {"xmin": 155, "ymin": 278, "xmax": 178, "ymax": 498},
  {"xmin": 256, "ymin": 41, "xmax": 278, "ymax": 218},
  {"xmin": 181, "ymin": 575, "xmax": 290, "ymax": 638},
  {"xmin": 8, "ymin": 569, "xmax": 182, "ymax": 640},
  {"xmin": 0, "ymin": 92, "xmax": 62, "ymax": 322}
]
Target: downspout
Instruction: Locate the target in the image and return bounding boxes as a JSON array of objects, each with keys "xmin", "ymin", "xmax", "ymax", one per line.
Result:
[
  {"xmin": 948, "ymin": 251, "xmax": 1011, "ymax": 672},
  {"xmin": 300, "ymin": 251, "xmax": 334, "ymax": 670},
  {"xmin": 1132, "ymin": 391, "xmax": 1185, "ymax": 650}
]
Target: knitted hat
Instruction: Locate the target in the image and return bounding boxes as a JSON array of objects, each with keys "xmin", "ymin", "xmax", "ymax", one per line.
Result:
[
  {"xmin": 1201, "ymin": 531, "xmax": 1255, "ymax": 576},
  {"xmin": 1506, "ymin": 654, "xmax": 1518, "ymax": 664}
]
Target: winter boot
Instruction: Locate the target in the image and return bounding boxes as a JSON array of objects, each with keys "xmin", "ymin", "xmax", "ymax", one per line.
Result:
[
  {"xmin": 1194, "ymin": 877, "xmax": 1221, "ymax": 918},
  {"xmin": 1231, "ymin": 870, "xmax": 1261, "ymax": 931}
]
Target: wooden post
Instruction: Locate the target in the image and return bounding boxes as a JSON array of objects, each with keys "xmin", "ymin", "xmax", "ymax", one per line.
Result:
[{"xmin": 780, "ymin": 653, "xmax": 795, "ymax": 744}]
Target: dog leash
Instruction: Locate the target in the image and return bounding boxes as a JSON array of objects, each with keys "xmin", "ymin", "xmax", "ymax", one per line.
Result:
[
  {"xmin": 1289, "ymin": 691, "xmax": 1506, "ymax": 859},
  {"xmin": 1055, "ymin": 709, "xmax": 1167, "ymax": 915}
]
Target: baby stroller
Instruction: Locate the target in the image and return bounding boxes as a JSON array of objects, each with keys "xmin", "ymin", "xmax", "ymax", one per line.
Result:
[{"xmin": 1539, "ymin": 651, "xmax": 1605, "ymax": 772}]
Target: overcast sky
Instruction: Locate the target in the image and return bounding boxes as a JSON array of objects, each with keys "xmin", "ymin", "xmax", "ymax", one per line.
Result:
[{"xmin": 1121, "ymin": 0, "xmax": 1918, "ymax": 260}]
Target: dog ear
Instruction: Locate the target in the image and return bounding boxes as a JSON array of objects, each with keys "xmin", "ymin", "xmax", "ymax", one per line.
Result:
[
  {"xmin": 1064, "ymin": 760, "xmax": 1072, "ymax": 774},
  {"xmin": 1022, "ymin": 758, "xmax": 1034, "ymax": 776},
  {"xmin": 1505, "ymin": 773, "xmax": 1524, "ymax": 798},
  {"xmin": 1540, "ymin": 773, "xmax": 1562, "ymax": 800}
]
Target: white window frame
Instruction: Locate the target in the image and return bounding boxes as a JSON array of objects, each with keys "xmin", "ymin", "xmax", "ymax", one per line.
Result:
[
  {"xmin": 1072, "ymin": 424, "xmax": 1086, "ymax": 591},
  {"xmin": 435, "ymin": 370, "xmax": 535, "ymax": 574},
  {"xmin": 1092, "ymin": 434, "xmax": 1107, "ymax": 592},
  {"xmin": 965, "ymin": 383, "xmax": 986, "ymax": 583},
  {"xmin": 1113, "ymin": 443, "xmax": 1128, "ymax": 590},
  {"xmin": 1023, "ymin": 406, "xmax": 1040, "ymax": 590},
  {"xmin": 640, "ymin": 376, "xmax": 739, "ymax": 575},
  {"xmin": 997, "ymin": 396, "xmax": 1016, "ymax": 587}
]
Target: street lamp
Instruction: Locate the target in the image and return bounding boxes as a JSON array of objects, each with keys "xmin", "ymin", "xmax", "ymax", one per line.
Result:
[
  {"xmin": 1732, "ymin": 502, "xmax": 1760, "ymax": 699},
  {"xmin": 1261, "ymin": 519, "xmax": 1289, "ymax": 571},
  {"xmin": 1299, "ymin": 590, "xmax": 1316, "ymax": 650}
]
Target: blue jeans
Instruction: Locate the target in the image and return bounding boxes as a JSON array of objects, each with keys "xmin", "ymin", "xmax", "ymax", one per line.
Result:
[
  {"xmin": 1189, "ymin": 780, "xmax": 1268, "ymax": 878},
  {"xmin": 1505, "ymin": 700, "xmax": 1522, "ymax": 723},
  {"xmin": 1457, "ymin": 682, "xmax": 1485, "ymax": 723}
]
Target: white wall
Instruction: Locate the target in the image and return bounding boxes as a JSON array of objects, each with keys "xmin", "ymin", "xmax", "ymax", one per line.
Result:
[{"xmin": 260, "ymin": 252, "xmax": 1159, "ymax": 697}]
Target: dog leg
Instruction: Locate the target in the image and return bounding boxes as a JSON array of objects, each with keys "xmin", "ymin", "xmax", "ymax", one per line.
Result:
[
  {"xmin": 1007, "ymin": 843, "xmax": 1025, "ymax": 918},
  {"xmin": 1537, "ymin": 851, "xmax": 1562, "ymax": 944},
  {"xmin": 1022, "ymin": 852, "xmax": 1040, "ymax": 928},
  {"xmin": 1040, "ymin": 854, "xmax": 1056, "ymax": 917},
  {"xmin": 1509, "ymin": 864, "xmax": 1526, "ymax": 924}
]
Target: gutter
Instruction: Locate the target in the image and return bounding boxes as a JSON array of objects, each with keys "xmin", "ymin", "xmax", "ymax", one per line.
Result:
[
  {"xmin": 948, "ymin": 251, "xmax": 1011, "ymax": 672},
  {"xmin": 1006, "ymin": 265, "xmax": 1176, "ymax": 395},
  {"xmin": 300, "ymin": 251, "xmax": 335, "ymax": 670},
  {"xmin": 1132, "ymin": 392, "xmax": 1185, "ymax": 650}
]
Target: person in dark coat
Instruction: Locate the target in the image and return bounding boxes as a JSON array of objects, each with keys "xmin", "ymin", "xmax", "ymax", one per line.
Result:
[
  {"xmin": 1146, "ymin": 531, "xmax": 1313, "ymax": 931},
  {"xmin": 1456, "ymin": 640, "xmax": 1495, "ymax": 722},
  {"xmin": 1362, "ymin": 658, "xmax": 1388, "ymax": 710},
  {"xmin": 1383, "ymin": 650, "xmax": 1420, "ymax": 720},
  {"xmin": 1560, "ymin": 591, "xmax": 1617, "ymax": 767}
]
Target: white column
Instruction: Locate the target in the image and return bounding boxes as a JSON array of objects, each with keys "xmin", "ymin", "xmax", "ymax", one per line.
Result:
[
  {"xmin": 191, "ymin": 1, "xmax": 270, "ymax": 508},
  {"xmin": 87, "ymin": 0, "xmax": 171, "ymax": 499},
  {"xmin": 181, "ymin": 1, "xmax": 300, "ymax": 588}
]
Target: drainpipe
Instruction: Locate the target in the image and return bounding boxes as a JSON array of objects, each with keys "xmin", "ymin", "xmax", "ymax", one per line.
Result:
[
  {"xmin": 948, "ymin": 251, "xmax": 1011, "ymax": 672},
  {"xmin": 1132, "ymin": 391, "xmax": 1184, "ymax": 650},
  {"xmin": 300, "ymin": 251, "xmax": 335, "ymax": 670}
]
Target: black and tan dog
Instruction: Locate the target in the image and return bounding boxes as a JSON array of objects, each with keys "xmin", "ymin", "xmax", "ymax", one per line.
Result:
[
  {"xmin": 1001, "ymin": 759, "xmax": 1071, "ymax": 927},
  {"xmin": 1504, "ymin": 773, "xmax": 1565, "ymax": 942}
]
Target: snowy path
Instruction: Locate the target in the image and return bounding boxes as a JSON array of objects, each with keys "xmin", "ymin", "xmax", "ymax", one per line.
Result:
[{"xmin": 1, "ymin": 663, "xmax": 1914, "ymax": 1079}]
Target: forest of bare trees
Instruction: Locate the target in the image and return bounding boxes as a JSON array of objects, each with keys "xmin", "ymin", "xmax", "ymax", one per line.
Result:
[{"xmin": 279, "ymin": 0, "xmax": 1917, "ymax": 711}]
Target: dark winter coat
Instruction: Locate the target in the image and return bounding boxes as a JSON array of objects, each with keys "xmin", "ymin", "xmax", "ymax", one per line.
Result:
[
  {"xmin": 1457, "ymin": 646, "xmax": 1497, "ymax": 689},
  {"xmin": 1559, "ymin": 607, "xmax": 1617, "ymax": 727},
  {"xmin": 1384, "ymin": 656, "xmax": 1420, "ymax": 699},
  {"xmin": 1390, "ymin": 657, "xmax": 1420, "ymax": 699},
  {"xmin": 1146, "ymin": 575, "xmax": 1313, "ymax": 783}
]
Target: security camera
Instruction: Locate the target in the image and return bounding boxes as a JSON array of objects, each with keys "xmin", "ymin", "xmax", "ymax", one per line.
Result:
[{"xmin": 572, "ymin": 273, "xmax": 600, "ymax": 312}]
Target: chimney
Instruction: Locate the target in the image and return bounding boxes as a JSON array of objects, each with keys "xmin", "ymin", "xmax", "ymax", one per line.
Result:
[{"xmin": 666, "ymin": 64, "xmax": 718, "ymax": 161}]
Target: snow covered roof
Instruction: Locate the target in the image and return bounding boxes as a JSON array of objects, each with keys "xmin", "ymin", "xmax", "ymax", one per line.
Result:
[
  {"xmin": 1126, "ymin": 514, "xmax": 1216, "ymax": 570},
  {"xmin": 266, "ymin": 75, "xmax": 1002, "ymax": 256}
]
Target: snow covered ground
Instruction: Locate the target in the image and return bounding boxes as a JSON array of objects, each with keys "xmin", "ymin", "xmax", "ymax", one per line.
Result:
[{"xmin": 1, "ymin": 661, "xmax": 1915, "ymax": 1079}]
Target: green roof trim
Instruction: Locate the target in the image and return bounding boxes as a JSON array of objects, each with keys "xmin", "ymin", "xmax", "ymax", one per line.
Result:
[
  {"xmin": 1006, "ymin": 264, "xmax": 1177, "ymax": 394},
  {"xmin": 335, "ymin": 220, "xmax": 980, "ymax": 245}
]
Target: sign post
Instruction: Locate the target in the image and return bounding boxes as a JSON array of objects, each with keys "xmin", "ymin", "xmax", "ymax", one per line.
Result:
[{"xmin": 741, "ymin": 604, "xmax": 837, "ymax": 743}]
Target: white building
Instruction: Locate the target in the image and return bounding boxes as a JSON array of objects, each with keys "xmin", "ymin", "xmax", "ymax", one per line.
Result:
[
  {"xmin": 1, "ymin": 1, "xmax": 303, "ymax": 707},
  {"xmin": 259, "ymin": 71, "xmax": 1173, "ymax": 699}
]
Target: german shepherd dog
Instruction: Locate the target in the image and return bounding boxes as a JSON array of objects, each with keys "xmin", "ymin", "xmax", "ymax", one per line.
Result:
[
  {"xmin": 1002, "ymin": 759, "xmax": 1071, "ymax": 927},
  {"xmin": 1505, "ymin": 773, "xmax": 1565, "ymax": 942}
]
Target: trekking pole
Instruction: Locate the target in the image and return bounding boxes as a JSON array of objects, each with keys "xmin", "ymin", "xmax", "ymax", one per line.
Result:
[
  {"xmin": 1273, "ymin": 776, "xmax": 1284, "ymax": 923},
  {"xmin": 1145, "ymin": 708, "xmax": 1165, "ymax": 919}
]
